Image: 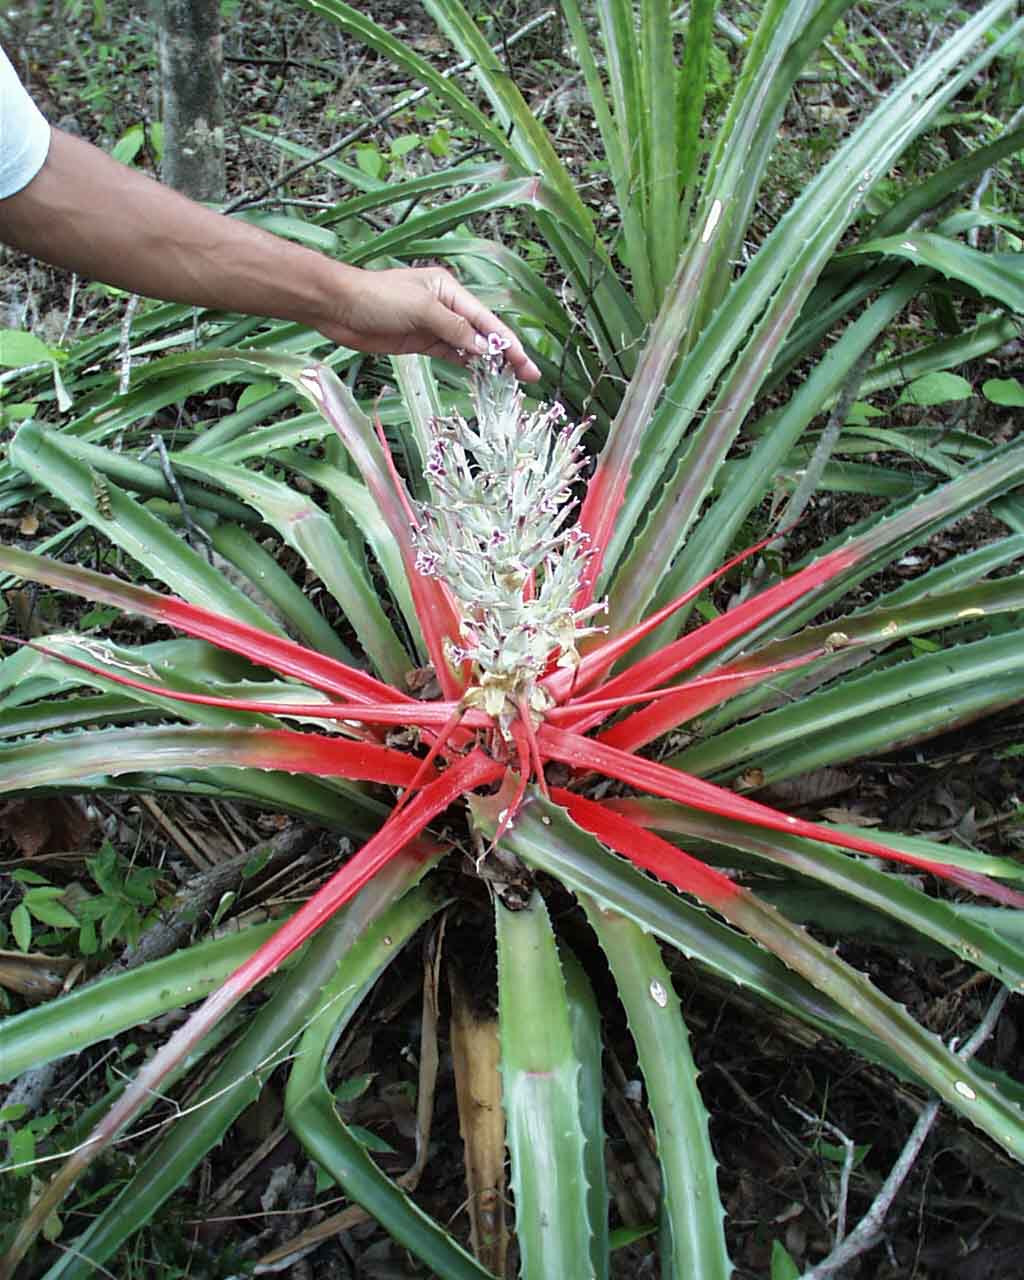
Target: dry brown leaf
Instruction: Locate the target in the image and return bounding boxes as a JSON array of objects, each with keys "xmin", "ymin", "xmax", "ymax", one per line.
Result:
[
  {"xmin": 450, "ymin": 968, "xmax": 507, "ymax": 1277},
  {"xmin": 760, "ymin": 768, "xmax": 858, "ymax": 808},
  {"xmin": 0, "ymin": 949, "xmax": 76, "ymax": 1003},
  {"xmin": 0, "ymin": 795, "xmax": 94, "ymax": 857},
  {"xmin": 7, "ymin": 587, "xmax": 50, "ymax": 638},
  {"xmin": 819, "ymin": 806, "xmax": 882, "ymax": 827}
]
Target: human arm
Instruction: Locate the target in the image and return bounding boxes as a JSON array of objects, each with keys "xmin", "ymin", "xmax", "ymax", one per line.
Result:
[{"xmin": 0, "ymin": 128, "xmax": 540, "ymax": 380}]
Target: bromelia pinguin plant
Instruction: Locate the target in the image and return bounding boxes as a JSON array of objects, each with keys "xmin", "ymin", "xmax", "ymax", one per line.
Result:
[
  {"xmin": 3, "ymin": 341, "xmax": 1024, "ymax": 1277},
  {"xmin": 3, "ymin": 3, "xmax": 1024, "ymax": 1274}
]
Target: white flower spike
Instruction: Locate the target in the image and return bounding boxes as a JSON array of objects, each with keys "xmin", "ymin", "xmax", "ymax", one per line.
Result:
[{"xmin": 414, "ymin": 336, "xmax": 605, "ymax": 728}]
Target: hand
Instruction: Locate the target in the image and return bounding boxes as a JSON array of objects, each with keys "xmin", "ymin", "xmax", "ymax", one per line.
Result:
[{"xmin": 319, "ymin": 264, "xmax": 541, "ymax": 382}]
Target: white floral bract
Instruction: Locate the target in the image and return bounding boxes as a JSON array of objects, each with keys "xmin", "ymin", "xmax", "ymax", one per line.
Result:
[{"xmin": 414, "ymin": 336, "xmax": 605, "ymax": 723}]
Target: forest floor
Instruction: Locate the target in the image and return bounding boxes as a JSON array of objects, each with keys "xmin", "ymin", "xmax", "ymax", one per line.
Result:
[{"xmin": 2, "ymin": 2, "xmax": 1024, "ymax": 1278}]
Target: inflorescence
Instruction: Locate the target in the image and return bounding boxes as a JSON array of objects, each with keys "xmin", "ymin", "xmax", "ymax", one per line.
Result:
[{"xmin": 413, "ymin": 335, "xmax": 606, "ymax": 725}]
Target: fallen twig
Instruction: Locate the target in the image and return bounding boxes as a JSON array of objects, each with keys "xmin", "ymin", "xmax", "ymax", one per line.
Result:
[{"xmin": 799, "ymin": 985, "xmax": 1011, "ymax": 1279}]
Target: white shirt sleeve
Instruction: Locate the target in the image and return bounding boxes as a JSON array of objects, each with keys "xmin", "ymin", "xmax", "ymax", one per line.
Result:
[{"xmin": 0, "ymin": 45, "xmax": 51, "ymax": 199}]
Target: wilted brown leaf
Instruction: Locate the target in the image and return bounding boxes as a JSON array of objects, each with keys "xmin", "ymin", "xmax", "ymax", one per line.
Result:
[
  {"xmin": 819, "ymin": 806, "xmax": 883, "ymax": 827},
  {"xmin": 0, "ymin": 950, "xmax": 77, "ymax": 1003},
  {"xmin": 0, "ymin": 795, "xmax": 94, "ymax": 857},
  {"xmin": 759, "ymin": 768, "xmax": 858, "ymax": 808}
]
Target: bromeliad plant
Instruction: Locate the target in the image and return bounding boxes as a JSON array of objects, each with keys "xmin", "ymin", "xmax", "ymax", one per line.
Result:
[
  {"xmin": 4, "ymin": 341, "xmax": 1024, "ymax": 1277},
  {"xmin": 4, "ymin": 2, "xmax": 1024, "ymax": 1275}
]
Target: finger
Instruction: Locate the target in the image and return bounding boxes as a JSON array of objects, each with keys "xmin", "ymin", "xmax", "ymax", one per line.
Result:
[{"xmin": 429, "ymin": 273, "xmax": 542, "ymax": 382}]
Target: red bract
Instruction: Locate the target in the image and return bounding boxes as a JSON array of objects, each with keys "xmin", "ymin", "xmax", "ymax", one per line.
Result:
[{"xmin": 7, "ymin": 503, "xmax": 1023, "ymax": 922}]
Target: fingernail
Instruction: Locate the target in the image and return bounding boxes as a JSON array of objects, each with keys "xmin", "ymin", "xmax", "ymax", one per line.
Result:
[{"xmin": 473, "ymin": 334, "xmax": 488, "ymax": 353}]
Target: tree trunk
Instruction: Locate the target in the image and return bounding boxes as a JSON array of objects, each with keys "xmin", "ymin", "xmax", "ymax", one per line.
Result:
[{"xmin": 154, "ymin": 0, "xmax": 225, "ymax": 201}]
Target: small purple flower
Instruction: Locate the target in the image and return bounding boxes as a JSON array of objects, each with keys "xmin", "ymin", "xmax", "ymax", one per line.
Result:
[
  {"xmin": 426, "ymin": 442, "xmax": 447, "ymax": 476},
  {"xmin": 415, "ymin": 549, "xmax": 441, "ymax": 577}
]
